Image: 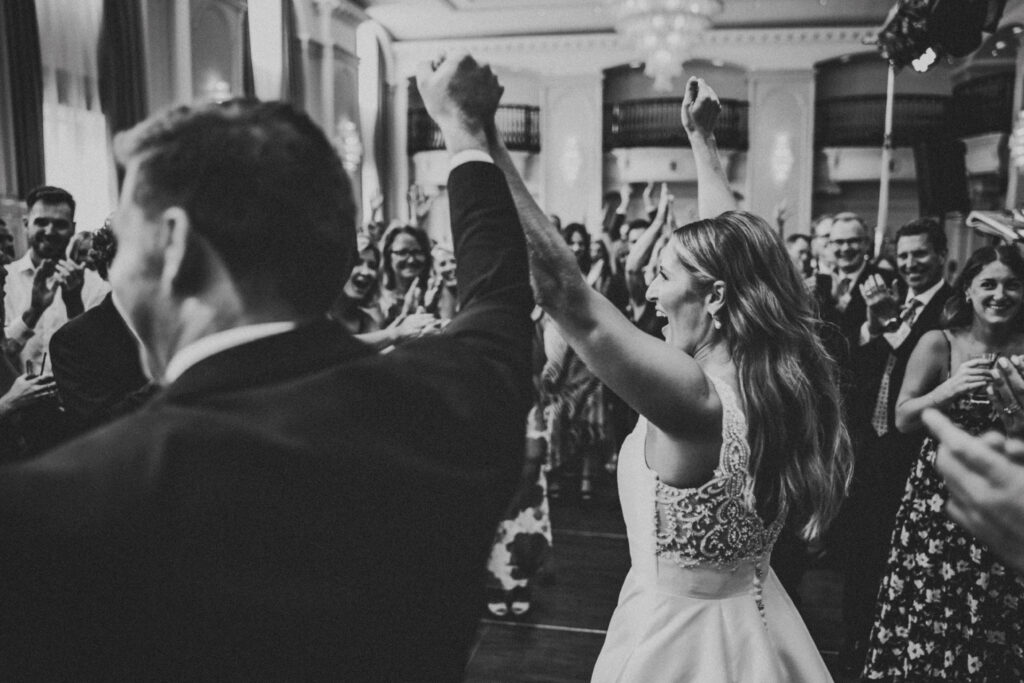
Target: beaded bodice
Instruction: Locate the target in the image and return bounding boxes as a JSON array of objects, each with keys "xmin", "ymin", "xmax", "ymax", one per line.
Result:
[{"xmin": 653, "ymin": 375, "xmax": 785, "ymax": 572}]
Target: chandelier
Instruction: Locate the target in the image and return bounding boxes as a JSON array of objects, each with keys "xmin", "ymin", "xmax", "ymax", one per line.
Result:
[{"xmin": 608, "ymin": 0, "xmax": 724, "ymax": 91}]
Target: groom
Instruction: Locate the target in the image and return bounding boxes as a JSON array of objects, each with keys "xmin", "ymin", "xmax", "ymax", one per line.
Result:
[{"xmin": 0, "ymin": 55, "xmax": 532, "ymax": 680}]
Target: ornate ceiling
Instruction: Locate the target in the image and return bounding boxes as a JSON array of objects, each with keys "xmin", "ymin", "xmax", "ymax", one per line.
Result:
[{"xmin": 361, "ymin": 0, "xmax": 897, "ymax": 42}]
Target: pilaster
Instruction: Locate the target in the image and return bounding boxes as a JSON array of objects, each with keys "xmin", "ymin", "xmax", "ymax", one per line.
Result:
[{"xmin": 747, "ymin": 69, "xmax": 816, "ymax": 234}]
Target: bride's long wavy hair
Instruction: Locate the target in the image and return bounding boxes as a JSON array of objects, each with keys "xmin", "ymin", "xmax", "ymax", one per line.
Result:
[{"xmin": 671, "ymin": 211, "xmax": 852, "ymax": 540}]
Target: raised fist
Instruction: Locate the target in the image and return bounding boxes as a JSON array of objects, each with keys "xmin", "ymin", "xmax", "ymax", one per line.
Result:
[
  {"xmin": 681, "ymin": 77, "xmax": 721, "ymax": 137},
  {"xmin": 416, "ymin": 52, "xmax": 504, "ymax": 140}
]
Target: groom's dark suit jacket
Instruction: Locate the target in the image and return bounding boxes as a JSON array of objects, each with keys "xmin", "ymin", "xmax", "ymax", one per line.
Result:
[{"xmin": 0, "ymin": 162, "xmax": 534, "ymax": 681}]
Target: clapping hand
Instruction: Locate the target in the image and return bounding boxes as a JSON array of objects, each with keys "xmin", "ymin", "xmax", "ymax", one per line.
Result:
[
  {"xmin": 390, "ymin": 312, "xmax": 443, "ymax": 343},
  {"xmin": 642, "ymin": 182, "xmax": 657, "ymax": 217},
  {"xmin": 55, "ymin": 258, "xmax": 84, "ymax": 294},
  {"xmin": 681, "ymin": 77, "xmax": 721, "ymax": 137},
  {"xmin": 26, "ymin": 260, "xmax": 59, "ymax": 326},
  {"xmin": 407, "ymin": 185, "xmax": 435, "ymax": 223},
  {"xmin": 654, "ymin": 183, "xmax": 671, "ymax": 225},
  {"xmin": 416, "ymin": 51, "xmax": 504, "ymax": 151},
  {"xmin": 859, "ymin": 274, "xmax": 900, "ymax": 333}
]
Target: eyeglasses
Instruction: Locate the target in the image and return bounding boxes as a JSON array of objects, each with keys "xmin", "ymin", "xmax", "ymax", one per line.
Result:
[{"xmin": 391, "ymin": 249, "xmax": 425, "ymax": 258}]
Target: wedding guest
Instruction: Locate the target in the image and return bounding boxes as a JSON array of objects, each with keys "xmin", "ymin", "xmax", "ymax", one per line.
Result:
[
  {"xmin": 562, "ymin": 223, "xmax": 590, "ymax": 273},
  {"xmin": 833, "ymin": 217, "xmax": 952, "ymax": 672},
  {"xmin": 923, "ymin": 392, "xmax": 1024, "ymax": 575},
  {"xmin": 486, "ymin": 307, "xmax": 553, "ymax": 618},
  {"xmin": 378, "ymin": 224, "xmax": 432, "ymax": 325},
  {"xmin": 329, "ymin": 235, "xmax": 384, "ymax": 335},
  {"xmin": 328, "ymin": 235, "xmax": 441, "ymax": 351},
  {"xmin": 4, "ymin": 186, "xmax": 107, "ymax": 373},
  {"xmin": 0, "ymin": 219, "xmax": 14, "ymax": 265},
  {"xmin": 586, "ymin": 234, "xmax": 627, "ymax": 312},
  {"xmin": 48, "ymin": 224, "xmax": 150, "ymax": 437},
  {"xmin": 428, "ymin": 243, "xmax": 459, "ymax": 321},
  {"xmin": 863, "ymin": 245, "xmax": 1024, "ymax": 681}
]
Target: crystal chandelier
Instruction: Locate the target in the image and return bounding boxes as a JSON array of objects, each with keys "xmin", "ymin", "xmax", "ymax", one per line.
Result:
[{"xmin": 609, "ymin": 0, "xmax": 724, "ymax": 91}]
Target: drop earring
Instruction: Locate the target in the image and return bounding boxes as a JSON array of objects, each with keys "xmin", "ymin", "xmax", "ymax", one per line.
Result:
[{"xmin": 711, "ymin": 313, "xmax": 722, "ymax": 330}]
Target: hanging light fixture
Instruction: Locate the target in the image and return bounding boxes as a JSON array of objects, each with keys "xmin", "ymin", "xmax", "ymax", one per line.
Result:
[{"xmin": 608, "ymin": 0, "xmax": 724, "ymax": 91}]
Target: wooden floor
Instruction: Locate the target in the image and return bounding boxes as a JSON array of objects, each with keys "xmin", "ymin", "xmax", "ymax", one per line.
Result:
[{"xmin": 464, "ymin": 479, "xmax": 859, "ymax": 682}]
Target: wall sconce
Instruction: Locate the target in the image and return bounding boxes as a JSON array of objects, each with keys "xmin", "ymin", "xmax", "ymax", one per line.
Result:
[{"xmin": 335, "ymin": 117, "xmax": 363, "ymax": 173}]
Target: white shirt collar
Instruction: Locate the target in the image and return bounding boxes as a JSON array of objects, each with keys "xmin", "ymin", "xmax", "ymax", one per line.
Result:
[
  {"xmin": 905, "ymin": 278, "xmax": 945, "ymax": 309},
  {"xmin": 163, "ymin": 321, "xmax": 298, "ymax": 384},
  {"xmin": 11, "ymin": 252, "xmax": 35, "ymax": 274}
]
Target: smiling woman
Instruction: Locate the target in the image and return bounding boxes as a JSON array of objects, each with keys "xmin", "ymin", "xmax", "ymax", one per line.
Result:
[
  {"xmin": 378, "ymin": 224, "xmax": 432, "ymax": 325},
  {"xmin": 867, "ymin": 244, "xmax": 1024, "ymax": 682},
  {"xmin": 488, "ymin": 71, "xmax": 851, "ymax": 681}
]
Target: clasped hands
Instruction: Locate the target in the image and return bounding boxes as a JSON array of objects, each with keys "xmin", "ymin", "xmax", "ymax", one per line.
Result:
[{"xmin": 416, "ymin": 52, "xmax": 504, "ymax": 155}]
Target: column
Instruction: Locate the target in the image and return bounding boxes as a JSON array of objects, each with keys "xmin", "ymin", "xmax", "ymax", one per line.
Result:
[
  {"xmin": 387, "ymin": 79, "xmax": 410, "ymax": 224},
  {"xmin": 173, "ymin": 0, "xmax": 193, "ymax": 102},
  {"xmin": 746, "ymin": 69, "xmax": 816, "ymax": 234},
  {"xmin": 540, "ymin": 72, "xmax": 604, "ymax": 228},
  {"xmin": 319, "ymin": 0, "xmax": 334, "ymax": 132},
  {"xmin": 1005, "ymin": 33, "xmax": 1024, "ymax": 209}
]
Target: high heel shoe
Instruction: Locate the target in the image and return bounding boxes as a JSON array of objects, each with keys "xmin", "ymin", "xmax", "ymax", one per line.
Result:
[
  {"xmin": 486, "ymin": 587, "xmax": 510, "ymax": 618},
  {"xmin": 487, "ymin": 601, "xmax": 509, "ymax": 618},
  {"xmin": 509, "ymin": 586, "xmax": 532, "ymax": 617}
]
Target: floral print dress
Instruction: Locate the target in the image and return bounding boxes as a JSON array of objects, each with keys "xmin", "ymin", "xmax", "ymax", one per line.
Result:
[{"xmin": 863, "ymin": 387, "xmax": 1024, "ymax": 681}]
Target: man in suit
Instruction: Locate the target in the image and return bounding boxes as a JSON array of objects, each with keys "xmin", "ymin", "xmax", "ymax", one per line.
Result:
[
  {"xmin": 0, "ymin": 53, "xmax": 533, "ymax": 681},
  {"xmin": 833, "ymin": 217, "xmax": 953, "ymax": 672},
  {"xmin": 786, "ymin": 232, "xmax": 832, "ymax": 312},
  {"xmin": 49, "ymin": 223, "xmax": 150, "ymax": 438},
  {"xmin": 827, "ymin": 212, "xmax": 898, "ymax": 352}
]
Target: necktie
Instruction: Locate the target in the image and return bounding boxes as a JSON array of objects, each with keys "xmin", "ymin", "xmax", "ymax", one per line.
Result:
[
  {"xmin": 835, "ymin": 277, "xmax": 852, "ymax": 300},
  {"xmin": 834, "ymin": 277, "xmax": 853, "ymax": 313},
  {"xmin": 870, "ymin": 299, "xmax": 922, "ymax": 437}
]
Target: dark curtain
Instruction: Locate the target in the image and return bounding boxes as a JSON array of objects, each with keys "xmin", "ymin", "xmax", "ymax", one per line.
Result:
[
  {"xmin": 242, "ymin": 10, "xmax": 255, "ymax": 98},
  {"xmin": 1, "ymin": 0, "xmax": 45, "ymax": 195},
  {"xmin": 374, "ymin": 40, "xmax": 389, "ymax": 212},
  {"xmin": 98, "ymin": 0, "xmax": 148, "ymax": 136},
  {"xmin": 285, "ymin": 0, "xmax": 304, "ymax": 106}
]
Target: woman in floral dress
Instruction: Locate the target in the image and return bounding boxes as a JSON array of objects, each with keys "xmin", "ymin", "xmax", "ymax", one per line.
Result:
[{"xmin": 864, "ymin": 245, "xmax": 1024, "ymax": 681}]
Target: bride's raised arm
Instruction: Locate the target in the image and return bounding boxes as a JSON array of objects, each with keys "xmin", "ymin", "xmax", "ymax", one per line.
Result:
[
  {"xmin": 681, "ymin": 77, "xmax": 736, "ymax": 219},
  {"xmin": 487, "ymin": 79, "xmax": 730, "ymax": 440}
]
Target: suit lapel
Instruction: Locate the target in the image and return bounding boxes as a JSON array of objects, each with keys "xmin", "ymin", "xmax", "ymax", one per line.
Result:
[{"xmin": 910, "ymin": 282, "xmax": 952, "ymax": 331}]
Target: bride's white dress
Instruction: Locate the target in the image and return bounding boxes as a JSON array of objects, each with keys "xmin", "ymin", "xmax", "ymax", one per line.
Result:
[{"xmin": 591, "ymin": 375, "xmax": 833, "ymax": 682}]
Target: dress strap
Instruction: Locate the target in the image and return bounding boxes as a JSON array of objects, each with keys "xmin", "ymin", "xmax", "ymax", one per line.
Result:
[
  {"xmin": 941, "ymin": 329, "xmax": 954, "ymax": 381},
  {"xmin": 705, "ymin": 374, "xmax": 749, "ymax": 477}
]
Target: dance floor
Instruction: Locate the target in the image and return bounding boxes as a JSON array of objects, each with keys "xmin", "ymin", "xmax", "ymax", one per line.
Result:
[{"xmin": 464, "ymin": 478, "xmax": 858, "ymax": 682}]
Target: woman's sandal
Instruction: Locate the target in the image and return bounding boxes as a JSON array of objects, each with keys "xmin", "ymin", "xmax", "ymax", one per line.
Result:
[
  {"xmin": 486, "ymin": 587, "xmax": 510, "ymax": 618},
  {"xmin": 509, "ymin": 586, "xmax": 532, "ymax": 617}
]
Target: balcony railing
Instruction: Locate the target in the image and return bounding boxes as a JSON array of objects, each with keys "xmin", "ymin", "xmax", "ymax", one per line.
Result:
[
  {"xmin": 815, "ymin": 95, "xmax": 951, "ymax": 148},
  {"xmin": 604, "ymin": 98, "xmax": 749, "ymax": 150},
  {"xmin": 950, "ymin": 71, "xmax": 1014, "ymax": 139},
  {"xmin": 408, "ymin": 104, "xmax": 541, "ymax": 154}
]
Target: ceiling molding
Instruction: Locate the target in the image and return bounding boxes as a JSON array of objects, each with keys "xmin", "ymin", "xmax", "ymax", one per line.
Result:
[
  {"xmin": 392, "ymin": 26, "xmax": 880, "ymax": 80},
  {"xmin": 313, "ymin": 0, "xmax": 368, "ymax": 23}
]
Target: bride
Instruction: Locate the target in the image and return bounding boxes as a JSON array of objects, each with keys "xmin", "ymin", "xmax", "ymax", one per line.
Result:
[{"xmin": 489, "ymin": 76, "xmax": 852, "ymax": 681}]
